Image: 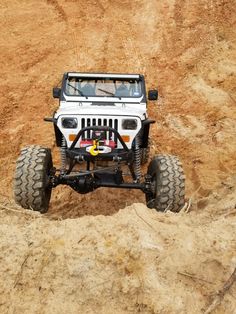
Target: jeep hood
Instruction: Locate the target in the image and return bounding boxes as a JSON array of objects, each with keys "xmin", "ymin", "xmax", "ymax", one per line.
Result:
[{"xmin": 55, "ymin": 103, "xmax": 146, "ymax": 120}]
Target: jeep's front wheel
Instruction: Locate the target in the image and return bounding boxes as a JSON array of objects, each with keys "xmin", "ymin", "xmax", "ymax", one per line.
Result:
[
  {"xmin": 146, "ymin": 155, "xmax": 185, "ymax": 212},
  {"xmin": 14, "ymin": 145, "xmax": 53, "ymax": 213}
]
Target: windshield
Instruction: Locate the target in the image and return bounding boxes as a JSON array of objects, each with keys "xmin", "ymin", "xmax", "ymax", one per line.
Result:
[{"xmin": 65, "ymin": 77, "xmax": 142, "ymax": 98}]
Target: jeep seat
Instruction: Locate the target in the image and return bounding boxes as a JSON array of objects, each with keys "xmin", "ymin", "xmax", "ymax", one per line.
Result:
[
  {"xmin": 82, "ymin": 83, "xmax": 96, "ymax": 96},
  {"xmin": 115, "ymin": 84, "xmax": 129, "ymax": 97}
]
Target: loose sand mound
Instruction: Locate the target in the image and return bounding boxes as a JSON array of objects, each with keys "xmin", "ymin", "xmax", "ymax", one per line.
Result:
[{"xmin": 1, "ymin": 179, "xmax": 236, "ymax": 314}]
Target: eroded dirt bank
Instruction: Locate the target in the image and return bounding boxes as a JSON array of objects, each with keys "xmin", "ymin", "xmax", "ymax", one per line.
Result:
[
  {"xmin": 0, "ymin": 0, "xmax": 235, "ymax": 216},
  {"xmin": 1, "ymin": 180, "xmax": 236, "ymax": 313},
  {"xmin": 0, "ymin": 0, "xmax": 236, "ymax": 313}
]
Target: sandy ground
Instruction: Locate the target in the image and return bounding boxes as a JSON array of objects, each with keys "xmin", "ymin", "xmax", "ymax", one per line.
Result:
[
  {"xmin": 1, "ymin": 182, "xmax": 236, "ymax": 314},
  {"xmin": 0, "ymin": 0, "xmax": 236, "ymax": 313}
]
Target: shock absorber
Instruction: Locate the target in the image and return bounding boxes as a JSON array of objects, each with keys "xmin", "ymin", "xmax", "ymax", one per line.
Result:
[
  {"xmin": 60, "ymin": 136, "xmax": 67, "ymax": 174},
  {"xmin": 134, "ymin": 135, "xmax": 142, "ymax": 181}
]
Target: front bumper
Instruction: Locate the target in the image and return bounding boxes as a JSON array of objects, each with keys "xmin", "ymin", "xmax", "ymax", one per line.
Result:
[{"xmin": 67, "ymin": 125, "xmax": 133, "ymax": 162}]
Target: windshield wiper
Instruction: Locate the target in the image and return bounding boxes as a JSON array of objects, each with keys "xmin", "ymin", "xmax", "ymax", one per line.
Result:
[
  {"xmin": 68, "ymin": 83, "xmax": 84, "ymax": 96},
  {"xmin": 98, "ymin": 88, "xmax": 115, "ymax": 96}
]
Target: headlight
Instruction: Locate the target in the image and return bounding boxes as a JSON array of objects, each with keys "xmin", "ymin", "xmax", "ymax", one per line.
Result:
[
  {"xmin": 61, "ymin": 117, "xmax": 78, "ymax": 129},
  {"xmin": 122, "ymin": 119, "xmax": 138, "ymax": 130}
]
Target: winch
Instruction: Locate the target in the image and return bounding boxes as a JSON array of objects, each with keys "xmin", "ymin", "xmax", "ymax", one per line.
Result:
[{"xmin": 80, "ymin": 130, "xmax": 116, "ymax": 155}]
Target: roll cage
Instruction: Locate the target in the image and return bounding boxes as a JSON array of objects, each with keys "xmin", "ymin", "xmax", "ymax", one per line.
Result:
[{"xmin": 58, "ymin": 72, "xmax": 147, "ymax": 102}]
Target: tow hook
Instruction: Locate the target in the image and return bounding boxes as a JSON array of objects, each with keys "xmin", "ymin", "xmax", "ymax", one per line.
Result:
[{"xmin": 89, "ymin": 140, "xmax": 99, "ymax": 156}]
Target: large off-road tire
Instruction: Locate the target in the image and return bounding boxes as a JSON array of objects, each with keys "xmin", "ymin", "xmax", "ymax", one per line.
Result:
[
  {"xmin": 146, "ymin": 155, "xmax": 185, "ymax": 212},
  {"xmin": 140, "ymin": 137, "xmax": 151, "ymax": 165},
  {"xmin": 14, "ymin": 145, "xmax": 53, "ymax": 213}
]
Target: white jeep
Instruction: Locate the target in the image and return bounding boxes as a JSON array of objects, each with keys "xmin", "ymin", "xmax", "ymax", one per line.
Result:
[{"xmin": 14, "ymin": 72, "xmax": 185, "ymax": 213}]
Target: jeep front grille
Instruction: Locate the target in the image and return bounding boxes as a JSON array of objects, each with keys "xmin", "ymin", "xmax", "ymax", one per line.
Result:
[{"xmin": 81, "ymin": 118, "xmax": 118, "ymax": 143}]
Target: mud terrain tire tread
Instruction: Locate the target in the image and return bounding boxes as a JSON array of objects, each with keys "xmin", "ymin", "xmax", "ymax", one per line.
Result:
[
  {"xmin": 146, "ymin": 155, "xmax": 185, "ymax": 212},
  {"xmin": 14, "ymin": 145, "xmax": 52, "ymax": 213}
]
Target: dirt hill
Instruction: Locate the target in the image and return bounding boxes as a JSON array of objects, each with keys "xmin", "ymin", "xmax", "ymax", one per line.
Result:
[{"xmin": 0, "ymin": 0, "xmax": 236, "ymax": 313}]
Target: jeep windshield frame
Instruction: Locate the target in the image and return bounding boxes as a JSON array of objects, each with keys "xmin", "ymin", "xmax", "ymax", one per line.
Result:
[{"xmin": 62, "ymin": 73, "xmax": 145, "ymax": 100}]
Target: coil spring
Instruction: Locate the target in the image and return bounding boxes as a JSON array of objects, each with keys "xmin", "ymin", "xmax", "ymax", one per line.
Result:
[
  {"xmin": 60, "ymin": 136, "xmax": 67, "ymax": 174},
  {"xmin": 134, "ymin": 136, "xmax": 141, "ymax": 181}
]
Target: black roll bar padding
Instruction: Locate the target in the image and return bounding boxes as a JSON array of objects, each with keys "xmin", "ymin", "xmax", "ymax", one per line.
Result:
[{"xmin": 69, "ymin": 126, "xmax": 130, "ymax": 151}]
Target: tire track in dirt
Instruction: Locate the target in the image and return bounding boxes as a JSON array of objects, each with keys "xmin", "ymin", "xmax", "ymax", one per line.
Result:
[
  {"xmin": 122, "ymin": 34, "xmax": 146, "ymax": 74},
  {"xmin": 96, "ymin": 0, "xmax": 106, "ymax": 13},
  {"xmin": 21, "ymin": 49, "xmax": 52, "ymax": 71},
  {"xmin": 71, "ymin": 30, "xmax": 79, "ymax": 70},
  {"xmin": 118, "ymin": 4, "xmax": 143, "ymax": 72},
  {"xmin": 173, "ymin": 0, "xmax": 185, "ymax": 28},
  {"xmin": 46, "ymin": 0, "xmax": 68, "ymax": 22},
  {"xmin": 53, "ymin": 0, "xmax": 110, "ymax": 71},
  {"xmin": 48, "ymin": 0, "xmax": 81, "ymax": 71},
  {"xmin": 99, "ymin": 1, "xmax": 112, "ymax": 70},
  {"xmin": 97, "ymin": 1, "xmax": 146, "ymax": 73}
]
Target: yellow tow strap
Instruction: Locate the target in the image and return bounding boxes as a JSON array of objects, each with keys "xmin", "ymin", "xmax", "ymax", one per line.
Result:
[{"xmin": 89, "ymin": 140, "xmax": 99, "ymax": 156}]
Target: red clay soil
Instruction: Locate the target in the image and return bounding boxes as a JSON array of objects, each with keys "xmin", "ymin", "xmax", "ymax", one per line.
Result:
[
  {"xmin": 0, "ymin": 1, "xmax": 236, "ymax": 314},
  {"xmin": 0, "ymin": 0, "xmax": 235, "ymax": 217}
]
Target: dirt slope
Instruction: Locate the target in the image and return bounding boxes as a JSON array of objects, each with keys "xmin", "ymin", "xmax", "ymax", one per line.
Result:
[
  {"xmin": 0, "ymin": 0, "xmax": 235, "ymax": 216},
  {"xmin": 0, "ymin": 0, "xmax": 236, "ymax": 313},
  {"xmin": 1, "ymin": 182, "xmax": 236, "ymax": 314}
]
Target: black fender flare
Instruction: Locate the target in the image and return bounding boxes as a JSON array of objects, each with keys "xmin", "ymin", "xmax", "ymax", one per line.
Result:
[{"xmin": 140, "ymin": 119, "xmax": 155, "ymax": 148}]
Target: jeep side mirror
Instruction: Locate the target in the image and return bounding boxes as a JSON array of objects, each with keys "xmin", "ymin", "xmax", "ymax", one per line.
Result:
[
  {"xmin": 53, "ymin": 87, "xmax": 61, "ymax": 99},
  {"xmin": 148, "ymin": 89, "xmax": 158, "ymax": 101}
]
